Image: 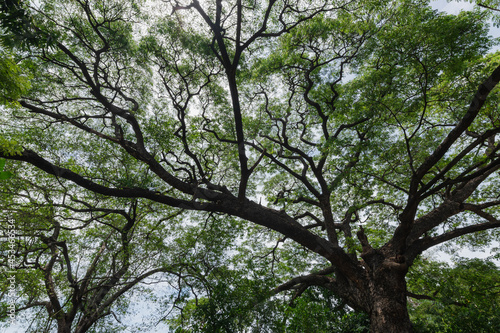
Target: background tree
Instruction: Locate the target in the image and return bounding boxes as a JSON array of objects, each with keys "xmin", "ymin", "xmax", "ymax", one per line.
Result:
[
  {"xmin": 408, "ymin": 257, "xmax": 500, "ymax": 332},
  {"xmin": 1, "ymin": 0, "xmax": 500, "ymax": 331},
  {"xmin": 0, "ymin": 165, "xmax": 181, "ymax": 332},
  {"xmin": 0, "ymin": 162, "xmax": 263, "ymax": 332}
]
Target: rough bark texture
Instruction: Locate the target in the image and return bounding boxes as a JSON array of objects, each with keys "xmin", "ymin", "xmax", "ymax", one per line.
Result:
[{"xmin": 368, "ymin": 269, "xmax": 413, "ymax": 332}]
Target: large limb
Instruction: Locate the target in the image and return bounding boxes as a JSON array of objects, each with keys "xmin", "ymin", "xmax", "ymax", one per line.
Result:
[
  {"xmin": 401, "ymin": 64, "xmax": 500, "ymax": 223},
  {"xmin": 391, "ymin": 64, "xmax": 500, "ymax": 253},
  {"xmin": 407, "ymin": 202, "xmax": 500, "ymax": 260}
]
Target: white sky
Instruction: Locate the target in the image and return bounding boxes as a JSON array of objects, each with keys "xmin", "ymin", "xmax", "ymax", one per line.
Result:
[{"xmin": 431, "ymin": 0, "xmax": 474, "ymax": 14}]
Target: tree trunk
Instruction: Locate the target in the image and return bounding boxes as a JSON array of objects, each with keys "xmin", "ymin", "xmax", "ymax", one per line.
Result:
[
  {"xmin": 370, "ymin": 293, "xmax": 412, "ymax": 332},
  {"xmin": 57, "ymin": 319, "xmax": 72, "ymax": 333},
  {"xmin": 368, "ymin": 264, "xmax": 413, "ymax": 333}
]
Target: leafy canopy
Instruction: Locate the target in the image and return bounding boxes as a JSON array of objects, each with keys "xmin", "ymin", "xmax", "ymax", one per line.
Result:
[{"xmin": 1, "ymin": 0, "xmax": 500, "ymax": 331}]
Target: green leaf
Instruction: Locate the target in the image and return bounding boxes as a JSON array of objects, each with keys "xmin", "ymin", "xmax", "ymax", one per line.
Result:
[{"xmin": 0, "ymin": 171, "xmax": 12, "ymax": 179}]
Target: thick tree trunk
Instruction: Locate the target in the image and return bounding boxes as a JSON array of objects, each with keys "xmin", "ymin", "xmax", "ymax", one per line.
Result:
[
  {"xmin": 370, "ymin": 293, "xmax": 412, "ymax": 332},
  {"xmin": 57, "ymin": 319, "xmax": 72, "ymax": 333},
  {"xmin": 367, "ymin": 264, "xmax": 413, "ymax": 333}
]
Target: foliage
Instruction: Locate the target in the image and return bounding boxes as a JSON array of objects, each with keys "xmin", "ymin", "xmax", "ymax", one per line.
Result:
[
  {"xmin": 0, "ymin": 163, "xmax": 184, "ymax": 332},
  {"xmin": 170, "ymin": 283, "xmax": 370, "ymax": 333},
  {"xmin": 0, "ymin": 51, "xmax": 30, "ymax": 105},
  {"xmin": 1, "ymin": 0, "xmax": 500, "ymax": 332},
  {"xmin": 408, "ymin": 258, "xmax": 500, "ymax": 333},
  {"xmin": 166, "ymin": 247, "xmax": 371, "ymax": 333},
  {"xmin": 0, "ymin": 159, "xmax": 12, "ymax": 179}
]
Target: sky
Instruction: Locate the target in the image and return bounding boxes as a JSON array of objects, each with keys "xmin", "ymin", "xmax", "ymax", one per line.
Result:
[{"xmin": 432, "ymin": 0, "xmax": 473, "ymax": 13}]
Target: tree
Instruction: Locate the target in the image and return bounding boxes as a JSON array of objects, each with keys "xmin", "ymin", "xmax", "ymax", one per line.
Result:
[
  {"xmin": 168, "ymin": 275, "xmax": 371, "ymax": 332},
  {"xmin": 1, "ymin": 163, "xmax": 258, "ymax": 332},
  {"xmin": 408, "ymin": 257, "xmax": 500, "ymax": 332},
  {"xmin": 1, "ymin": 0, "xmax": 500, "ymax": 331},
  {"xmin": 0, "ymin": 165, "xmax": 181, "ymax": 332}
]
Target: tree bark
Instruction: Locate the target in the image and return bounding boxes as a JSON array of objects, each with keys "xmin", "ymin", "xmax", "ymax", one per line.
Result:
[
  {"xmin": 367, "ymin": 264, "xmax": 413, "ymax": 332},
  {"xmin": 369, "ymin": 293, "xmax": 412, "ymax": 332},
  {"xmin": 57, "ymin": 318, "xmax": 72, "ymax": 333}
]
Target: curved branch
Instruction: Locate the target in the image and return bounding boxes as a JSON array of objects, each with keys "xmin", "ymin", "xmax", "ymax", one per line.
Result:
[
  {"xmin": 408, "ymin": 215, "xmax": 500, "ymax": 259},
  {"xmin": 407, "ymin": 291, "xmax": 467, "ymax": 307},
  {"xmin": 0, "ymin": 149, "xmax": 196, "ymax": 208},
  {"xmin": 273, "ymin": 266, "xmax": 336, "ymax": 295},
  {"xmin": 402, "ymin": 64, "xmax": 500, "ymax": 222}
]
